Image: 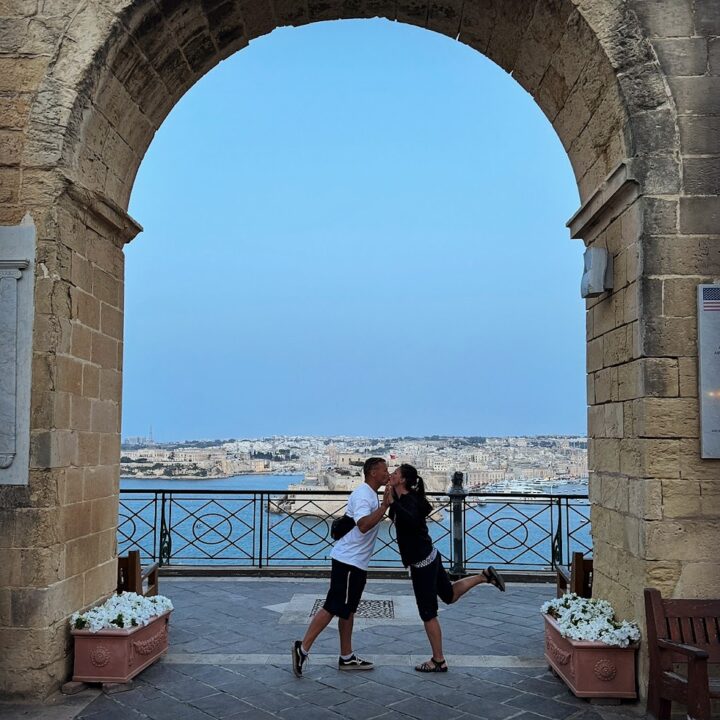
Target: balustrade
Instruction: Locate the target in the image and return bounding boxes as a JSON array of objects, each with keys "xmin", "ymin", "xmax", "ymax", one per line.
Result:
[{"xmin": 118, "ymin": 481, "xmax": 591, "ymax": 573}]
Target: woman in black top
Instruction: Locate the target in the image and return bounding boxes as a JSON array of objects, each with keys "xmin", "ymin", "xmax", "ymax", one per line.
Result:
[{"xmin": 388, "ymin": 463, "xmax": 505, "ymax": 673}]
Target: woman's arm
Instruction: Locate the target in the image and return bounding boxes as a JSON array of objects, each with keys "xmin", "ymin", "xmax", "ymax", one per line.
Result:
[{"xmin": 389, "ymin": 492, "xmax": 425, "ymax": 527}]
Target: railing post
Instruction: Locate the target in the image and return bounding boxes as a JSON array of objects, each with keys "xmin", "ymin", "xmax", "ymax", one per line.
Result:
[
  {"xmin": 551, "ymin": 496, "xmax": 563, "ymax": 569},
  {"xmin": 159, "ymin": 492, "xmax": 171, "ymax": 567},
  {"xmin": 258, "ymin": 492, "xmax": 264, "ymax": 569},
  {"xmin": 449, "ymin": 471, "xmax": 466, "ymax": 576}
]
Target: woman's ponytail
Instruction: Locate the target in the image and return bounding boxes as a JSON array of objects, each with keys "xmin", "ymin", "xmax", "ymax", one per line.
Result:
[
  {"xmin": 416, "ymin": 475, "xmax": 432, "ymax": 517},
  {"xmin": 415, "ymin": 474, "xmax": 426, "ymax": 499},
  {"xmin": 400, "ymin": 464, "xmax": 432, "ymax": 517}
]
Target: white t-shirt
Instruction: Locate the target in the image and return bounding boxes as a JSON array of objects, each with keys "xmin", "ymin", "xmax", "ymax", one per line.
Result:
[{"xmin": 331, "ymin": 482, "xmax": 380, "ymax": 571}]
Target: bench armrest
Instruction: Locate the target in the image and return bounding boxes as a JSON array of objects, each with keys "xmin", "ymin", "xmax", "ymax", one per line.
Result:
[
  {"xmin": 141, "ymin": 562, "xmax": 160, "ymax": 579},
  {"xmin": 657, "ymin": 638, "xmax": 709, "ymax": 660},
  {"xmin": 556, "ymin": 567, "xmax": 570, "ymax": 598}
]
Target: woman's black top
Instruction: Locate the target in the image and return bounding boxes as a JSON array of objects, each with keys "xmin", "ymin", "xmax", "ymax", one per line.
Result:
[{"xmin": 389, "ymin": 490, "xmax": 433, "ymax": 568}]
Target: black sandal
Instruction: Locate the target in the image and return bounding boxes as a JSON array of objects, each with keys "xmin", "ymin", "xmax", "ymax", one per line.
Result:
[
  {"xmin": 483, "ymin": 566, "xmax": 506, "ymax": 592},
  {"xmin": 415, "ymin": 657, "xmax": 448, "ymax": 673}
]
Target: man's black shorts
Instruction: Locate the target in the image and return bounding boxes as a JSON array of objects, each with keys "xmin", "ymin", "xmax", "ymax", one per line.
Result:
[
  {"xmin": 322, "ymin": 559, "xmax": 367, "ymax": 620},
  {"xmin": 410, "ymin": 554, "xmax": 454, "ymax": 621}
]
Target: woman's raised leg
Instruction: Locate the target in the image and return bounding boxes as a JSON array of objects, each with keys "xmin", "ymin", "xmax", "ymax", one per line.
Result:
[
  {"xmin": 451, "ymin": 566, "xmax": 506, "ymax": 603},
  {"xmin": 450, "ymin": 572, "xmax": 487, "ymax": 603}
]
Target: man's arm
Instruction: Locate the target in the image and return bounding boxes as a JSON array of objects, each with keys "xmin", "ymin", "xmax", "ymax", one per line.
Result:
[{"xmin": 356, "ymin": 486, "xmax": 392, "ymax": 534}]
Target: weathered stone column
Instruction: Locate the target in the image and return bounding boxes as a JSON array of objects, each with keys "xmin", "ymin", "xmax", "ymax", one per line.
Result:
[{"xmin": 0, "ymin": 185, "xmax": 140, "ymax": 699}]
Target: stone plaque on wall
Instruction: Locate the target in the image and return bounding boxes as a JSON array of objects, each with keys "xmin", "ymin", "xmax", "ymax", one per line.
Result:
[
  {"xmin": 698, "ymin": 284, "xmax": 720, "ymax": 459},
  {"xmin": 0, "ymin": 215, "xmax": 35, "ymax": 485}
]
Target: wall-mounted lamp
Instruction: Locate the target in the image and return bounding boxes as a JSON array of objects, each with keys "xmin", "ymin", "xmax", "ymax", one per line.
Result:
[{"xmin": 581, "ymin": 247, "xmax": 613, "ymax": 298}]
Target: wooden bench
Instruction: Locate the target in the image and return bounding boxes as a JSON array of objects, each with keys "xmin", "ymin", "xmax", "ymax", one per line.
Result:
[
  {"xmin": 556, "ymin": 551, "xmax": 593, "ymax": 598},
  {"xmin": 117, "ymin": 549, "xmax": 159, "ymax": 597},
  {"xmin": 644, "ymin": 588, "xmax": 720, "ymax": 720}
]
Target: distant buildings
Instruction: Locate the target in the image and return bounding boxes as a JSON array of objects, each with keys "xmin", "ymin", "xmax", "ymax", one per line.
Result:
[{"xmin": 120, "ymin": 434, "xmax": 588, "ymax": 484}]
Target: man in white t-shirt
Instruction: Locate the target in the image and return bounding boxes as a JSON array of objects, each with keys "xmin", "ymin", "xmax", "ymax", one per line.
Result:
[{"xmin": 292, "ymin": 457, "xmax": 390, "ymax": 676}]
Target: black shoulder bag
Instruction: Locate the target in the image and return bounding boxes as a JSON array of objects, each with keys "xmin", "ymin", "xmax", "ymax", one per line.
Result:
[{"xmin": 330, "ymin": 514, "xmax": 356, "ymax": 540}]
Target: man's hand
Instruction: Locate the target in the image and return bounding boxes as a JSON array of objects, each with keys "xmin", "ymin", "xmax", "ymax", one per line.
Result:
[
  {"xmin": 382, "ymin": 485, "xmax": 394, "ymax": 508},
  {"xmin": 357, "ymin": 488, "xmax": 393, "ymax": 533}
]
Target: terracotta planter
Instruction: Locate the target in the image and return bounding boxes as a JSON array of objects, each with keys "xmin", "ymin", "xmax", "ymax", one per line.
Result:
[
  {"xmin": 72, "ymin": 611, "xmax": 171, "ymax": 683},
  {"xmin": 543, "ymin": 613, "xmax": 637, "ymax": 699}
]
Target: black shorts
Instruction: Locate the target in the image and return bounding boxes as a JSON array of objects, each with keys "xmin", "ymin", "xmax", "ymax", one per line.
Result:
[
  {"xmin": 322, "ymin": 559, "xmax": 368, "ymax": 620},
  {"xmin": 410, "ymin": 554, "xmax": 454, "ymax": 621}
]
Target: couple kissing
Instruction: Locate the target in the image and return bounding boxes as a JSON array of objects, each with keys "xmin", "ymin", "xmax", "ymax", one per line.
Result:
[{"xmin": 292, "ymin": 457, "xmax": 505, "ymax": 677}]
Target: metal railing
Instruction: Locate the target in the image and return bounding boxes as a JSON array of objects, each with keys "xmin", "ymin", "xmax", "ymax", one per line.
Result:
[{"xmin": 118, "ymin": 484, "xmax": 591, "ymax": 573}]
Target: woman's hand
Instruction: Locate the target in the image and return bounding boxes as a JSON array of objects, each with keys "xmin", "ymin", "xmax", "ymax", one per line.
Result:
[{"xmin": 382, "ymin": 484, "xmax": 394, "ymax": 508}]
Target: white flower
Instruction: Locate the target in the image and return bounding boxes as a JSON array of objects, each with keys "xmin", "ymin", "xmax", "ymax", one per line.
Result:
[
  {"xmin": 542, "ymin": 594, "xmax": 640, "ymax": 647},
  {"xmin": 71, "ymin": 593, "xmax": 173, "ymax": 633}
]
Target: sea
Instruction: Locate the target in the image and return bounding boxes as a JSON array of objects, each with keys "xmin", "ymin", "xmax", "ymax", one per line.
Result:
[{"xmin": 119, "ymin": 474, "xmax": 590, "ymax": 571}]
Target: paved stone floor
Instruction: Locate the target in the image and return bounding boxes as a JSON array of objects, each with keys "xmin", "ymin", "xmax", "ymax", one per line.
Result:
[{"xmin": 2, "ymin": 578, "xmax": 646, "ymax": 720}]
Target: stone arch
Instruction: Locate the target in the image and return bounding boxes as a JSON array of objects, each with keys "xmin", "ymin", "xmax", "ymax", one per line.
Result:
[
  {"xmin": 21, "ymin": 0, "xmax": 674, "ymax": 211},
  {"xmin": 6, "ymin": 0, "xmax": 715, "ymax": 703}
]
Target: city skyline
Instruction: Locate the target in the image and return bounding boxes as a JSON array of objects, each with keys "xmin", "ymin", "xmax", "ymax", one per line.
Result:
[
  {"xmin": 120, "ymin": 432, "xmax": 588, "ymax": 490},
  {"xmin": 123, "ymin": 430, "xmax": 588, "ymax": 446}
]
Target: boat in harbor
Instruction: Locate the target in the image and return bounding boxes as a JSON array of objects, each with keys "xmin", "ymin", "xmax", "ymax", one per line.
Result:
[{"xmin": 465, "ymin": 477, "xmax": 588, "ymax": 506}]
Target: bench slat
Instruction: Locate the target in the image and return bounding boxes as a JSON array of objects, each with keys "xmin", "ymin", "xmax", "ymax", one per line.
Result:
[
  {"xmin": 667, "ymin": 616, "xmax": 682, "ymax": 643},
  {"xmin": 662, "ymin": 599, "xmax": 720, "ymax": 617},
  {"xmin": 680, "ymin": 617, "xmax": 694, "ymax": 645},
  {"xmin": 707, "ymin": 616, "xmax": 720, "ymax": 645},
  {"xmin": 692, "ymin": 617, "xmax": 707, "ymax": 645}
]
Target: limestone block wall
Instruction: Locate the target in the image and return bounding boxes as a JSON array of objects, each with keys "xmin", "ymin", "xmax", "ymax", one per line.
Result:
[
  {"xmin": 0, "ymin": 0, "xmax": 717, "ymax": 702},
  {"xmin": 586, "ymin": 0, "xmax": 720, "ymax": 613},
  {"xmin": 0, "ymin": 190, "xmax": 133, "ymax": 695}
]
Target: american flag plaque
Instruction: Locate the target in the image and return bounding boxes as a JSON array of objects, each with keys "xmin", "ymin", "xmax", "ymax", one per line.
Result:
[{"xmin": 698, "ymin": 285, "xmax": 720, "ymax": 458}]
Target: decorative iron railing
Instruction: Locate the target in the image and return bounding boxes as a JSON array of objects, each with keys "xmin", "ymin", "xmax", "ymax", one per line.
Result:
[{"xmin": 118, "ymin": 487, "xmax": 590, "ymax": 572}]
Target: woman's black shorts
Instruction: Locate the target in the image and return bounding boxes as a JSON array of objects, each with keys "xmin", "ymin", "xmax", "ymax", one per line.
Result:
[
  {"xmin": 322, "ymin": 559, "xmax": 368, "ymax": 620},
  {"xmin": 410, "ymin": 554, "xmax": 454, "ymax": 621}
]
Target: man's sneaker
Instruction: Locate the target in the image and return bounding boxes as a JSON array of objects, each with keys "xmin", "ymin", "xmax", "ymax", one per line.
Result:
[
  {"xmin": 292, "ymin": 640, "xmax": 308, "ymax": 677},
  {"xmin": 338, "ymin": 654, "xmax": 374, "ymax": 671}
]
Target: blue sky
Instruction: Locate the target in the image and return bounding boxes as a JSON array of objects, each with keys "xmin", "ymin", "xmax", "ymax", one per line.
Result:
[{"xmin": 124, "ymin": 19, "xmax": 585, "ymax": 441}]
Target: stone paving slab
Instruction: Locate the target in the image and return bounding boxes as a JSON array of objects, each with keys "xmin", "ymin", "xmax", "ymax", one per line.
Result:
[{"xmin": 0, "ymin": 579, "xmax": 646, "ymax": 720}]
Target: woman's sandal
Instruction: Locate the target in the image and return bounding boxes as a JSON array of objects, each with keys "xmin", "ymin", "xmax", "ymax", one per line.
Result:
[
  {"xmin": 415, "ymin": 657, "xmax": 448, "ymax": 673},
  {"xmin": 483, "ymin": 566, "xmax": 506, "ymax": 592}
]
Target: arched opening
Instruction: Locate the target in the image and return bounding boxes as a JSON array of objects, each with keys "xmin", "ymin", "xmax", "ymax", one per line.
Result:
[
  {"xmin": 123, "ymin": 18, "xmax": 585, "ymax": 442},
  {"xmin": 115, "ymin": 18, "xmax": 590, "ymax": 597}
]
